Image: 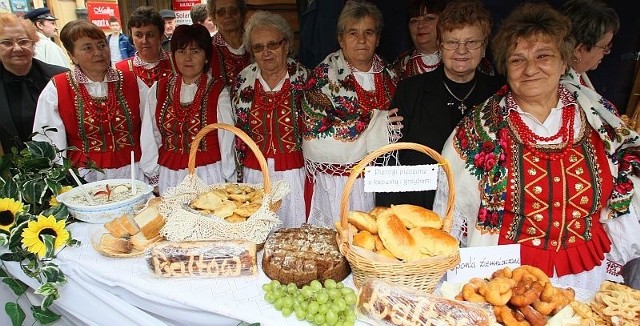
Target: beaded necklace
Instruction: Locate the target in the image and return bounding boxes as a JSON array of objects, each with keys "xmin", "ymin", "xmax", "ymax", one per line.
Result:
[
  {"xmin": 170, "ymin": 73, "xmax": 208, "ymax": 123},
  {"xmin": 353, "ymin": 73, "xmax": 389, "ymax": 112},
  {"xmin": 509, "ymin": 104, "xmax": 576, "ymax": 161},
  {"xmin": 413, "ymin": 54, "xmax": 440, "ymax": 73},
  {"xmin": 78, "ymin": 82, "xmax": 118, "ymax": 123},
  {"xmin": 254, "ymin": 79, "xmax": 292, "ymax": 111},
  {"xmin": 134, "ymin": 63, "xmax": 163, "ymax": 87}
]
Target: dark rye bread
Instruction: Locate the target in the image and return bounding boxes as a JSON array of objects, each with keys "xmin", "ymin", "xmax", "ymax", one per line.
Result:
[{"xmin": 262, "ymin": 224, "xmax": 350, "ymax": 287}]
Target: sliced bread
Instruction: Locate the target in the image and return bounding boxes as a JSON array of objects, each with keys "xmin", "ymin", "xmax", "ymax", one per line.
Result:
[
  {"xmin": 99, "ymin": 233, "xmax": 132, "ymax": 254},
  {"xmin": 134, "ymin": 204, "xmax": 165, "ymax": 239}
]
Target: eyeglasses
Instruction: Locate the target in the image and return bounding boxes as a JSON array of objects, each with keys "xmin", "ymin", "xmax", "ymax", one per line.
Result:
[
  {"xmin": 441, "ymin": 39, "xmax": 484, "ymax": 50},
  {"xmin": 215, "ymin": 6, "xmax": 239, "ymax": 16},
  {"xmin": 0, "ymin": 38, "xmax": 33, "ymax": 49},
  {"xmin": 251, "ymin": 38, "xmax": 285, "ymax": 53},
  {"xmin": 593, "ymin": 43, "xmax": 612, "ymax": 54}
]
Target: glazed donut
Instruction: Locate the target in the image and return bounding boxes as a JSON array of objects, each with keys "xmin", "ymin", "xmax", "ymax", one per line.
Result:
[
  {"xmin": 510, "ymin": 279, "xmax": 544, "ymax": 307},
  {"xmin": 512, "ymin": 265, "xmax": 550, "ymax": 285},
  {"xmin": 518, "ymin": 305, "xmax": 547, "ymax": 326},
  {"xmin": 482, "ymin": 276, "xmax": 515, "ymax": 306},
  {"xmin": 461, "ymin": 277, "xmax": 488, "ymax": 303}
]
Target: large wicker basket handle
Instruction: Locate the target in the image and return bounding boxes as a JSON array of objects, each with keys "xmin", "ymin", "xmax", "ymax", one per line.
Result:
[
  {"xmin": 187, "ymin": 123, "xmax": 271, "ymax": 195},
  {"xmin": 339, "ymin": 142, "xmax": 455, "ymax": 245}
]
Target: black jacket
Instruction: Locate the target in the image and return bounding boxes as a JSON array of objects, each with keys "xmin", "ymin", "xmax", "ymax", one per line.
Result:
[
  {"xmin": 376, "ymin": 65, "xmax": 505, "ymax": 209},
  {"xmin": 0, "ymin": 59, "xmax": 68, "ymax": 153}
]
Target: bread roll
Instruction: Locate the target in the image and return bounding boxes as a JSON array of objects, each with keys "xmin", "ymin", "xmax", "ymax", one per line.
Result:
[
  {"xmin": 410, "ymin": 227, "xmax": 459, "ymax": 257},
  {"xmin": 353, "ymin": 230, "xmax": 376, "ymax": 251},
  {"xmin": 391, "ymin": 204, "xmax": 443, "ymax": 229},
  {"xmin": 348, "ymin": 210, "xmax": 378, "ymax": 234},
  {"xmin": 119, "ymin": 214, "xmax": 140, "ymax": 235},
  {"xmin": 376, "ymin": 211, "xmax": 418, "ymax": 261},
  {"xmin": 368, "ymin": 206, "xmax": 388, "ymax": 218},
  {"xmin": 358, "ymin": 278, "xmax": 494, "ymax": 326}
]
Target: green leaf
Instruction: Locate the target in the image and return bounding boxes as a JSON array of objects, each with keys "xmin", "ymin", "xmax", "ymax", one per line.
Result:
[
  {"xmin": 40, "ymin": 265, "xmax": 64, "ymax": 284},
  {"xmin": 0, "ymin": 233, "xmax": 7, "ymax": 246},
  {"xmin": 42, "ymin": 205, "xmax": 69, "ymax": 221},
  {"xmin": 0, "ymin": 252, "xmax": 21, "ymax": 262},
  {"xmin": 45, "ymin": 178, "xmax": 61, "ymax": 195},
  {"xmin": 0, "ymin": 179, "xmax": 19, "ymax": 201},
  {"xmin": 25, "ymin": 141, "xmax": 56, "ymax": 161},
  {"xmin": 31, "ymin": 305, "xmax": 61, "ymax": 324},
  {"xmin": 0, "ymin": 267, "xmax": 8, "ymax": 277},
  {"xmin": 22, "ymin": 179, "xmax": 47, "ymax": 206},
  {"xmin": 7, "ymin": 220, "xmax": 29, "ymax": 251},
  {"xmin": 2, "ymin": 277, "xmax": 28, "ymax": 295},
  {"xmin": 5, "ymin": 302, "xmax": 26, "ymax": 326},
  {"xmin": 41, "ymin": 234, "xmax": 55, "ymax": 259},
  {"xmin": 35, "ymin": 282, "xmax": 59, "ymax": 298}
]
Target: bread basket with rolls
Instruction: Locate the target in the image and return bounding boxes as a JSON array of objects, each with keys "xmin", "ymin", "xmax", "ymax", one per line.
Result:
[
  {"xmin": 338, "ymin": 142, "xmax": 460, "ymax": 293},
  {"xmin": 159, "ymin": 123, "xmax": 288, "ymax": 245}
]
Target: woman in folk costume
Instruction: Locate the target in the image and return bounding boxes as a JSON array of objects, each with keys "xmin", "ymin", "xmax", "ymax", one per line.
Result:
[
  {"xmin": 433, "ymin": 3, "xmax": 640, "ymax": 292},
  {"xmin": 302, "ymin": 1, "xmax": 403, "ymax": 227},
  {"xmin": 231, "ymin": 11, "xmax": 309, "ymax": 228},
  {"xmin": 560, "ymin": 0, "xmax": 618, "ymax": 93},
  {"xmin": 207, "ymin": 0, "xmax": 250, "ymax": 86},
  {"xmin": 392, "ymin": 0, "xmax": 446, "ymax": 80},
  {"xmin": 115, "ymin": 7, "xmax": 175, "ymax": 91},
  {"xmin": 32, "ymin": 20, "xmax": 154, "ymax": 182},
  {"xmin": 142, "ymin": 24, "xmax": 235, "ymax": 195}
]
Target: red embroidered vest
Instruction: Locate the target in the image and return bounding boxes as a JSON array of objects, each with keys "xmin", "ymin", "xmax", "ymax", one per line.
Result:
[
  {"xmin": 210, "ymin": 44, "xmax": 250, "ymax": 86},
  {"xmin": 115, "ymin": 57, "xmax": 174, "ymax": 87},
  {"xmin": 155, "ymin": 76, "xmax": 224, "ymax": 170},
  {"xmin": 243, "ymin": 79, "xmax": 304, "ymax": 171},
  {"xmin": 499, "ymin": 128, "xmax": 613, "ymax": 277},
  {"xmin": 54, "ymin": 71, "xmax": 141, "ymax": 169}
]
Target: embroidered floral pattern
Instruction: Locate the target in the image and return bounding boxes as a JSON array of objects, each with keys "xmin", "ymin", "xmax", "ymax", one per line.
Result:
[{"xmin": 302, "ymin": 50, "xmax": 397, "ymax": 141}]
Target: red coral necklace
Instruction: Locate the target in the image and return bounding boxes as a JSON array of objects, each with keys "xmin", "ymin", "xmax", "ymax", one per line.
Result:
[
  {"xmin": 353, "ymin": 73, "xmax": 389, "ymax": 112},
  {"xmin": 78, "ymin": 82, "xmax": 118, "ymax": 123},
  {"xmin": 171, "ymin": 74, "xmax": 208, "ymax": 123},
  {"xmin": 254, "ymin": 79, "xmax": 292, "ymax": 111},
  {"xmin": 509, "ymin": 105, "xmax": 576, "ymax": 161}
]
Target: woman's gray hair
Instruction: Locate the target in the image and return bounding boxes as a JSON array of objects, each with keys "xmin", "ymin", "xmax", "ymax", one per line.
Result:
[
  {"xmin": 244, "ymin": 10, "xmax": 295, "ymax": 58},
  {"xmin": 336, "ymin": 0, "xmax": 383, "ymax": 37}
]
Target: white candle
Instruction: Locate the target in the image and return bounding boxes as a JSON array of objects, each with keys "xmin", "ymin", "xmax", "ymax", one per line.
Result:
[{"xmin": 131, "ymin": 151, "xmax": 137, "ymax": 195}]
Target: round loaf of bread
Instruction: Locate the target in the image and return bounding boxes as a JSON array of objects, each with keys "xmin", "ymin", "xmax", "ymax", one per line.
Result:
[
  {"xmin": 262, "ymin": 224, "xmax": 350, "ymax": 287},
  {"xmin": 409, "ymin": 227, "xmax": 459, "ymax": 258},
  {"xmin": 391, "ymin": 204, "xmax": 443, "ymax": 229}
]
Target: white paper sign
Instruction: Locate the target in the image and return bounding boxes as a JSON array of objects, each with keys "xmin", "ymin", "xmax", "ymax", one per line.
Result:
[
  {"xmin": 446, "ymin": 244, "xmax": 521, "ymax": 283},
  {"xmin": 363, "ymin": 165, "xmax": 438, "ymax": 193}
]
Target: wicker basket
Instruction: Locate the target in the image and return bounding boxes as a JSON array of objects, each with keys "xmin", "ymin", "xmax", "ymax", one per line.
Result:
[
  {"xmin": 159, "ymin": 123, "xmax": 285, "ymax": 245},
  {"xmin": 338, "ymin": 142, "xmax": 460, "ymax": 293}
]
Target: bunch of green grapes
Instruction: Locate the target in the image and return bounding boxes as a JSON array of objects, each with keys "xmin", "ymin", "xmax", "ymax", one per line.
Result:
[{"xmin": 262, "ymin": 278, "xmax": 358, "ymax": 326}]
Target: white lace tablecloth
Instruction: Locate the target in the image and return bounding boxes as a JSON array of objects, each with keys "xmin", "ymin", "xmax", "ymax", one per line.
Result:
[{"xmin": 3, "ymin": 222, "xmax": 360, "ymax": 326}]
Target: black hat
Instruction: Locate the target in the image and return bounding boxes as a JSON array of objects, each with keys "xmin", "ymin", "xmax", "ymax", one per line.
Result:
[
  {"xmin": 23, "ymin": 8, "xmax": 57, "ymax": 22},
  {"xmin": 159, "ymin": 9, "xmax": 176, "ymax": 19}
]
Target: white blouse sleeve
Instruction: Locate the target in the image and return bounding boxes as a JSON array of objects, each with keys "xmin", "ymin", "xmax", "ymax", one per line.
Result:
[
  {"xmin": 32, "ymin": 80, "xmax": 68, "ymax": 156},
  {"xmin": 139, "ymin": 80, "xmax": 160, "ymax": 182},
  {"xmin": 217, "ymin": 87, "xmax": 237, "ymax": 182}
]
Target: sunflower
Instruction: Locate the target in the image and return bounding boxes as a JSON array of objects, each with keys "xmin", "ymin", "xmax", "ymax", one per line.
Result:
[
  {"xmin": 49, "ymin": 186, "xmax": 73, "ymax": 207},
  {"xmin": 21, "ymin": 215, "xmax": 70, "ymax": 258},
  {"xmin": 0, "ymin": 198, "xmax": 24, "ymax": 233}
]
